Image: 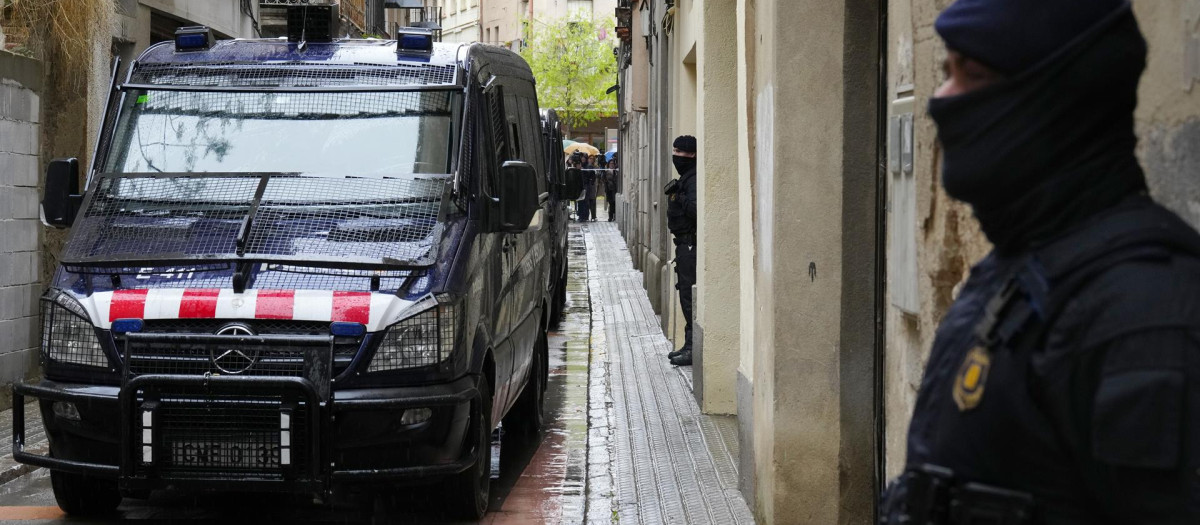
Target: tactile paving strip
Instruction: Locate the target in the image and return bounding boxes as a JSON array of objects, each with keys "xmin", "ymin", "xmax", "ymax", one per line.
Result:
[{"xmin": 582, "ymin": 222, "xmax": 755, "ymax": 525}]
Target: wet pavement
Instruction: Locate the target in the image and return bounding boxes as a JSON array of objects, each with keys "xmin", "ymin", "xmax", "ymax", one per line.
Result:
[{"xmin": 0, "ymin": 219, "xmax": 755, "ymax": 524}]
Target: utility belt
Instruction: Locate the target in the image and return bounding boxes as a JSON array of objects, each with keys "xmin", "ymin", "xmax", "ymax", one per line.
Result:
[
  {"xmin": 672, "ymin": 231, "xmax": 696, "ymax": 245},
  {"xmin": 883, "ymin": 465, "xmax": 1034, "ymax": 525}
]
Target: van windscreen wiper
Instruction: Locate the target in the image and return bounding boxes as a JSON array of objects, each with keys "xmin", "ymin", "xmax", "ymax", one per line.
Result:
[{"xmin": 60, "ymin": 173, "xmax": 451, "ymax": 269}]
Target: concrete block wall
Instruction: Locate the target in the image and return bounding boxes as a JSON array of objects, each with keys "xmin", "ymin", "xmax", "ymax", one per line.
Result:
[{"xmin": 0, "ymin": 51, "xmax": 43, "ymax": 407}]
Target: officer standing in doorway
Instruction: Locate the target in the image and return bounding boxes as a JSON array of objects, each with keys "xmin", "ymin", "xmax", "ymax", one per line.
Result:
[
  {"xmin": 882, "ymin": 1, "xmax": 1200, "ymax": 523},
  {"xmin": 666, "ymin": 136, "xmax": 697, "ymax": 366}
]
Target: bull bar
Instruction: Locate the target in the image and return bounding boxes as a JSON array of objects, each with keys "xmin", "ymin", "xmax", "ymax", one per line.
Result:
[{"xmin": 12, "ymin": 330, "xmax": 481, "ymax": 492}]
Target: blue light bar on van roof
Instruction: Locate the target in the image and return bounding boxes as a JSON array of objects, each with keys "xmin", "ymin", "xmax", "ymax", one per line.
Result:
[
  {"xmin": 175, "ymin": 26, "xmax": 213, "ymax": 52},
  {"xmin": 397, "ymin": 28, "xmax": 434, "ymax": 56}
]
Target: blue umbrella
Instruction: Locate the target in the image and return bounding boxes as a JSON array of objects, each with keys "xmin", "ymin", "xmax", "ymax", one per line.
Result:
[{"xmin": 605, "ymin": 151, "xmax": 617, "ymax": 162}]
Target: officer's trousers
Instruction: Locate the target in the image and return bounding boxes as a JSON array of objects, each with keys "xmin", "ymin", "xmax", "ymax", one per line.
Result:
[
  {"xmin": 606, "ymin": 191, "xmax": 617, "ymax": 221},
  {"xmin": 578, "ymin": 199, "xmax": 590, "ymax": 221},
  {"xmin": 673, "ymin": 236, "xmax": 696, "ymax": 352}
]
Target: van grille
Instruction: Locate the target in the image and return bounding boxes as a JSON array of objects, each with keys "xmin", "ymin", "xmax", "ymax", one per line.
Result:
[{"xmin": 126, "ymin": 320, "xmax": 359, "ymax": 377}]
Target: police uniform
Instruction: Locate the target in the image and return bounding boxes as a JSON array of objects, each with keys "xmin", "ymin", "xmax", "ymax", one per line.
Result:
[
  {"xmin": 885, "ymin": 198, "xmax": 1200, "ymax": 524},
  {"xmin": 667, "ymin": 163, "xmax": 697, "ymax": 362},
  {"xmin": 884, "ymin": 1, "xmax": 1200, "ymax": 522}
]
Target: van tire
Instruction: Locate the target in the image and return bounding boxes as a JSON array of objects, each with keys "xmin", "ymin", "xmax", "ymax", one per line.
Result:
[
  {"xmin": 50, "ymin": 470, "xmax": 121, "ymax": 516},
  {"xmin": 549, "ymin": 263, "xmax": 568, "ymax": 328},
  {"xmin": 448, "ymin": 377, "xmax": 492, "ymax": 520},
  {"xmin": 507, "ymin": 328, "xmax": 548, "ymax": 439}
]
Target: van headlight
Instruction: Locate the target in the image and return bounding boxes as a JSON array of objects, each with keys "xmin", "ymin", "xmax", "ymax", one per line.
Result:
[
  {"xmin": 41, "ymin": 290, "xmax": 108, "ymax": 368},
  {"xmin": 368, "ymin": 295, "xmax": 458, "ymax": 372}
]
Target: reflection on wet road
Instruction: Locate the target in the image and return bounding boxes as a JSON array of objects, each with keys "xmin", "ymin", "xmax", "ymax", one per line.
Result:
[{"xmin": 0, "ymin": 230, "xmax": 594, "ymax": 524}]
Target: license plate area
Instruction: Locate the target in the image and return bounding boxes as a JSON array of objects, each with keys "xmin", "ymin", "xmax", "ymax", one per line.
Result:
[
  {"xmin": 170, "ymin": 436, "xmax": 281, "ymax": 470},
  {"xmin": 137, "ymin": 389, "xmax": 311, "ymax": 479}
]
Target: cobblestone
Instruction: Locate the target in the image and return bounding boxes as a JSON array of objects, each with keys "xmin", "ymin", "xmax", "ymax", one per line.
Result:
[{"xmin": 582, "ymin": 222, "xmax": 754, "ymax": 525}]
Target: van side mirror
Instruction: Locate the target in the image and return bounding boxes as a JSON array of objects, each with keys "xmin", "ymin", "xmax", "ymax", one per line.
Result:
[
  {"xmin": 497, "ymin": 161, "xmax": 540, "ymax": 232},
  {"xmin": 42, "ymin": 158, "xmax": 82, "ymax": 228},
  {"xmin": 562, "ymin": 167, "xmax": 584, "ymax": 201}
]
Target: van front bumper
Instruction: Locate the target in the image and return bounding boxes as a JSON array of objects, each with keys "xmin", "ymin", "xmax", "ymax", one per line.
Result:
[{"xmin": 12, "ymin": 375, "xmax": 478, "ymax": 494}]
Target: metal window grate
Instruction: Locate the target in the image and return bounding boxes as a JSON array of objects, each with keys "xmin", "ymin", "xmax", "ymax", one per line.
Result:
[
  {"xmin": 368, "ymin": 299, "xmax": 454, "ymax": 372},
  {"xmin": 63, "ymin": 264, "xmax": 413, "ymax": 294},
  {"xmin": 455, "ymin": 83, "xmax": 479, "ymax": 209},
  {"xmin": 103, "ymin": 89, "xmax": 456, "ymax": 176},
  {"xmin": 62, "ymin": 174, "xmax": 450, "ymax": 267},
  {"xmin": 41, "ymin": 299, "xmax": 109, "ymax": 368},
  {"xmin": 128, "ymin": 61, "xmax": 458, "ymax": 89},
  {"xmin": 117, "ymin": 89, "xmax": 455, "ymax": 120}
]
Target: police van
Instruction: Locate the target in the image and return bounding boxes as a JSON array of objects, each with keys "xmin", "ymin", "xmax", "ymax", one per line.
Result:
[
  {"xmin": 539, "ymin": 109, "xmax": 579, "ymax": 324},
  {"xmin": 15, "ymin": 9, "xmax": 565, "ymax": 520}
]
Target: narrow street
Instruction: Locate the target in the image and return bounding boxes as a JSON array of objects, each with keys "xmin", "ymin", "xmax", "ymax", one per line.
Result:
[{"xmin": 0, "ymin": 219, "xmax": 753, "ymax": 524}]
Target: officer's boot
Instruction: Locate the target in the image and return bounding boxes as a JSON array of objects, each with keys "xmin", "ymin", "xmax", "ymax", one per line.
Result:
[{"xmin": 669, "ymin": 349, "xmax": 692, "ymax": 366}]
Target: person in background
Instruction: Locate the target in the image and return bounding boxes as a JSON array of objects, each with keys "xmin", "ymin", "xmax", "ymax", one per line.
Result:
[
  {"xmin": 604, "ymin": 164, "xmax": 618, "ymax": 222},
  {"xmin": 571, "ymin": 152, "xmax": 590, "ymax": 221},
  {"xmin": 582, "ymin": 163, "xmax": 598, "ymax": 222}
]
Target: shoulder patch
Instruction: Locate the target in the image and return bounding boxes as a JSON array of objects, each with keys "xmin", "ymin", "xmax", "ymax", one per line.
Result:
[{"xmin": 953, "ymin": 346, "xmax": 991, "ymax": 411}]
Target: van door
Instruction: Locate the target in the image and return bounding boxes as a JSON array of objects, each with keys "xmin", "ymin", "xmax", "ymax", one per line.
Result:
[
  {"xmin": 502, "ymin": 91, "xmax": 548, "ymax": 405},
  {"xmin": 482, "ymin": 85, "xmax": 516, "ymax": 410}
]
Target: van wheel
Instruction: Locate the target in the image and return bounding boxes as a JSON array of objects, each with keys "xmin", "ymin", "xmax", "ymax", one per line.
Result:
[
  {"xmin": 448, "ymin": 377, "xmax": 492, "ymax": 520},
  {"xmin": 50, "ymin": 470, "xmax": 121, "ymax": 516},
  {"xmin": 507, "ymin": 328, "xmax": 548, "ymax": 438}
]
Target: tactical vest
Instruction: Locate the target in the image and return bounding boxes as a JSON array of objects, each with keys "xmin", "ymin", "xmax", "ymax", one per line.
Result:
[{"xmin": 886, "ymin": 198, "xmax": 1200, "ymax": 524}]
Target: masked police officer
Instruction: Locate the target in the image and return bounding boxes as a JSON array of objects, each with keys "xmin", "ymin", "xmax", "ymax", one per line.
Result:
[
  {"xmin": 666, "ymin": 136, "xmax": 697, "ymax": 366},
  {"xmin": 883, "ymin": 1, "xmax": 1200, "ymax": 523}
]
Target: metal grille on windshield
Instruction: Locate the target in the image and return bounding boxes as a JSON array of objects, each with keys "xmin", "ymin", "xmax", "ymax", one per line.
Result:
[
  {"xmin": 128, "ymin": 61, "xmax": 457, "ymax": 88},
  {"xmin": 63, "ymin": 174, "xmax": 449, "ymax": 267}
]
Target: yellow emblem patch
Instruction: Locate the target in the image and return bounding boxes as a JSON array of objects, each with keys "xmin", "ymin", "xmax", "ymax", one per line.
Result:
[{"xmin": 953, "ymin": 346, "xmax": 991, "ymax": 411}]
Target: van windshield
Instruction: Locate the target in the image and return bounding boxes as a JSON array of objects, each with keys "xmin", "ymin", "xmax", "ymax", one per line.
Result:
[
  {"xmin": 104, "ymin": 89, "xmax": 458, "ymax": 176},
  {"xmin": 64, "ymin": 88, "xmax": 464, "ymax": 268}
]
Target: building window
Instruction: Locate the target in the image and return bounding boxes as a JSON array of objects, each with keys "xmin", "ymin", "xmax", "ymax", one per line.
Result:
[{"xmin": 485, "ymin": 27, "xmax": 491, "ymax": 43}]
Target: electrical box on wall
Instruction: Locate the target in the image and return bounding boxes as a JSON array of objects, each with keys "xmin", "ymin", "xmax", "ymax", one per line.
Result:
[{"xmin": 888, "ymin": 94, "xmax": 919, "ymax": 315}]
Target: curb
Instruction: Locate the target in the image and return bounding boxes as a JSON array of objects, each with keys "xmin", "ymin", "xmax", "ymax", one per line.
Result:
[
  {"xmin": 581, "ymin": 225, "xmax": 618, "ymax": 524},
  {"xmin": 0, "ymin": 441, "xmax": 47, "ymax": 486}
]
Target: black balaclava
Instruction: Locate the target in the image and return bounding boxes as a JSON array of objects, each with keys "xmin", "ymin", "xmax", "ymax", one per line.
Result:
[
  {"xmin": 929, "ymin": 3, "xmax": 1148, "ymax": 255},
  {"xmin": 672, "ymin": 156, "xmax": 695, "ymax": 176}
]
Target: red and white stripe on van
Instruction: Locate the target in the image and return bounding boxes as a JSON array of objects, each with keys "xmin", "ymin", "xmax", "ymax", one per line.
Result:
[{"xmin": 72, "ymin": 289, "xmax": 411, "ymax": 332}]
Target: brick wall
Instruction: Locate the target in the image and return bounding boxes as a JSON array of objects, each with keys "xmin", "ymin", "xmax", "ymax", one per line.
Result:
[{"xmin": 0, "ymin": 50, "xmax": 43, "ymax": 408}]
